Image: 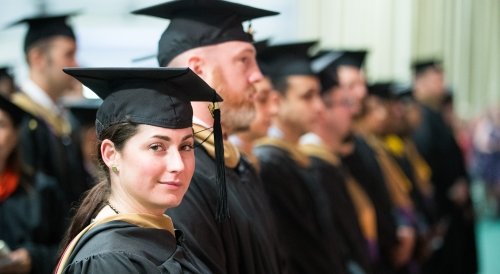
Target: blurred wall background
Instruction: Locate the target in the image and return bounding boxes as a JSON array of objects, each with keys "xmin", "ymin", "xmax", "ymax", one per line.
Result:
[{"xmin": 1, "ymin": 0, "xmax": 499, "ymax": 118}]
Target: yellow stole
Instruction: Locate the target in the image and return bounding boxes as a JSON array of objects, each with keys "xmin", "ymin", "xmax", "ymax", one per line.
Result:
[
  {"xmin": 255, "ymin": 137, "xmax": 310, "ymax": 168},
  {"xmin": 405, "ymin": 138, "xmax": 433, "ymax": 198},
  {"xmin": 299, "ymin": 143, "xmax": 340, "ymax": 166},
  {"xmin": 55, "ymin": 213, "xmax": 175, "ymax": 274},
  {"xmin": 192, "ymin": 124, "xmax": 240, "ymax": 169},
  {"xmin": 384, "ymin": 134, "xmax": 433, "ymax": 198},
  {"xmin": 12, "ymin": 92, "xmax": 71, "ymax": 137},
  {"xmin": 300, "ymin": 142, "xmax": 377, "ymax": 241},
  {"xmin": 363, "ymin": 134, "xmax": 414, "ymax": 209},
  {"xmin": 345, "ymin": 176, "xmax": 378, "ymax": 241}
]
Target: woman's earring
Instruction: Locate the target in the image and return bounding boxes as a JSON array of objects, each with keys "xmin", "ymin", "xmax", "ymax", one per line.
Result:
[{"xmin": 112, "ymin": 166, "xmax": 119, "ymax": 173}]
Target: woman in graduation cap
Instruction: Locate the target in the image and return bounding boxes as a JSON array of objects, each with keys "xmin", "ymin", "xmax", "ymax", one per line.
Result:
[
  {"xmin": 55, "ymin": 67, "xmax": 222, "ymax": 274},
  {"xmin": 0, "ymin": 94, "xmax": 65, "ymax": 274}
]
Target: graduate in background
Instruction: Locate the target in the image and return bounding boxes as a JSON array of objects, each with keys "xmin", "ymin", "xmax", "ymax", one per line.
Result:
[
  {"xmin": 390, "ymin": 87, "xmax": 449, "ymax": 268},
  {"xmin": 411, "ymin": 60, "xmax": 477, "ymax": 274},
  {"xmin": 65, "ymin": 98, "xmax": 102, "ymax": 186},
  {"xmin": 300, "ymin": 50, "xmax": 376, "ymax": 274},
  {"xmin": 230, "ymin": 40, "xmax": 280, "ymax": 169},
  {"xmin": 355, "ymin": 83, "xmax": 423, "ymax": 273},
  {"xmin": 55, "ymin": 67, "xmax": 220, "ymax": 274},
  {"xmin": 254, "ymin": 41, "xmax": 346, "ymax": 274},
  {"xmin": 9, "ymin": 13, "xmax": 89, "ymax": 219},
  {"xmin": 229, "ymin": 76, "xmax": 280, "ymax": 168},
  {"xmin": 133, "ymin": 1, "xmax": 286, "ymax": 273},
  {"xmin": 339, "ymin": 52, "xmax": 402, "ymax": 274},
  {"xmin": 0, "ymin": 95, "xmax": 65, "ymax": 274},
  {"xmin": 330, "ymin": 50, "xmax": 368, "ymax": 117}
]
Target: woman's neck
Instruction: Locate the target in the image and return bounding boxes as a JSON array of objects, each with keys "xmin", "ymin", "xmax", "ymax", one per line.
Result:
[{"xmin": 107, "ymin": 191, "xmax": 165, "ymax": 217}]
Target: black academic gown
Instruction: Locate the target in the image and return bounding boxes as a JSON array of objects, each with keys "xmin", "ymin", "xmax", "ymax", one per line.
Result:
[
  {"xmin": 412, "ymin": 104, "xmax": 477, "ymax": 274},
  {"xmin": 18, "ymin": 114, "xmax": 89, "ymax": 209},
  {"xmin": 61, "ymin": 220, "xmax": 199, "ymax": 273},
  {"xmin": 342, "ymin": 135, "xmax": 399, "ymax": 273},
  {"xmin": 167, "ymin": 145, "xmax": 285, "ymax": 274},
  {"xmin": 389, "ymin": 148, "xmax": 436, "ymax": 230},
  {"xmin": 307, "ymin": 155, "xmax": 373, "ymax": 274},
  {"xmin": 0, "ymin": 171, "xmax": 65, "ymax": 274},
  {"xmin": 254, "ymin": 143, "xmax": 345, "ymax": 274}
]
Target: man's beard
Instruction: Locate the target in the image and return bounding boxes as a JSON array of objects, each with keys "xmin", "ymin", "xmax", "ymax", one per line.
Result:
[
  {"xmin": 221, "ymin": 102, "xmax": 255, "ymax": 134},
  {"xmin": 211, "ymin": 67, "xmax": 256, "ymax": 135}
]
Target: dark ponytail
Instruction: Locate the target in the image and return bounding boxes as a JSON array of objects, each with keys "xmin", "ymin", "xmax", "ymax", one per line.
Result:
[{"xmin": 58, "ymin": 123, "xmax": 138, "ymax": 255}]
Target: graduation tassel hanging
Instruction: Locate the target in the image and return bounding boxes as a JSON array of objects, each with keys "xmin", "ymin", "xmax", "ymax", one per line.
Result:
[{"xmin": 210, "ymin": 101, "xmax": 229, "ymax": 223}]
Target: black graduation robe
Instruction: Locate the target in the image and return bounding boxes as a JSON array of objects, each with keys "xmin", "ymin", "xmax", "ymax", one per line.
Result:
[
  {"xmin": 412, "ymin": 104, "xmax": 477, "ymax": 274},
  {"xmin": 167, "ymin": 143, "xmax": 285, "ymax": 274},
  {"xmin": 60, "ymin": 216, "xmax": 200, "ymax": 274},
  {"xmin": 254, "ymin": 140, "xmax": 346, "ymax": 274},
  {"xmin": 0, "ymin": 171, "xmax": 65, "ymax": 274},
  {"xmin": 13, "ymin": 92, "xmax": 90, "ymax": 214},
  {"xmin": 342, "ymin": 135, "xmax": 399, "ymax": 273},
  {"xmin": 384, "ymin": 136, "xmax": 437, "ymax": 230},
  {"xmin": 301, "ymin": 143, "xmax": 373, "ymax": 274}
]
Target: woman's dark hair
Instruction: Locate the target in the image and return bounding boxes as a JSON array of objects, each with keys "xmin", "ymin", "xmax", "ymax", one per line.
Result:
[{"xmin": 59, "ymin": 122, "xmax": 138, "ymax": 255}]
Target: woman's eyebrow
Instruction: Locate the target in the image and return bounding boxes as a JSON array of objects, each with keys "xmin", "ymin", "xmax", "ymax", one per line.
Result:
[
  {"xmin": 182, "ymin": 134, "xmax": 194, "ymax": 141},
  {"xmin": 150, "ymin": 134, "xmax": 194, "ymax": 141}
]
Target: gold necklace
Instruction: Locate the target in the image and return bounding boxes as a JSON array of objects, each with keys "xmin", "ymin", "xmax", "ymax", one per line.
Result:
[{"xmin": 107, "ymin": 201, "xmax": 120, "ymax": 214}]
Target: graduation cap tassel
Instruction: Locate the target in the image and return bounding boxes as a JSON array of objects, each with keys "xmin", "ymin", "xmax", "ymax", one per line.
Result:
[{"xmin": 212, "ymin": 103, "xmax": 229, "ymax": 223}]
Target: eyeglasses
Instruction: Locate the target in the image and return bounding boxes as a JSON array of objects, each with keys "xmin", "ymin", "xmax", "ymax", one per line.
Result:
[{"xmin": 329, "ymin": 98, "xmax": 354, "ymax": 109}]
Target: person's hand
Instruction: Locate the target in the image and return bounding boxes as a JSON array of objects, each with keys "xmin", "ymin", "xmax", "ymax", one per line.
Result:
[
  {"xmin": 392, "ymin": 226, "xmax": 416, "ymax": 267},
  {"xmin": 0, "ymin": 248, "xmax": 32, "ymax": 274}
]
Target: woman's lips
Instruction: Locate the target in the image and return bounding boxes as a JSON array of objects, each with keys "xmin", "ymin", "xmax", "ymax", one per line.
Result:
[{"xmin": 159, "ymin": 181, "xmax": 182, "ymax": 189}]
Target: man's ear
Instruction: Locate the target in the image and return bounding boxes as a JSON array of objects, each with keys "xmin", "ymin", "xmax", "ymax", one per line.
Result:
[
  {"xmin": 187, "ymin": 56, "xmax": 204, "ymax": 75},
  {"xmin": 27, "ymin": 47, "xmax": 48, "ymax": 69},
  {"xmin": 101, "ymin": 139, "xmax": 118, "ymax": 170}
]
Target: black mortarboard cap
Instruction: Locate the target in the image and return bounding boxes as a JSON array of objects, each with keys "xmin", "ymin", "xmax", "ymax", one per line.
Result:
[
  {"xmin": 0, "ymin": 94, "xmax": 28, "ymax": 127},
  {"xmin": 63, "ymin": 67, "xmax": 229, "ymax": 221},
  {"xmin": 322, "ymin": 50, "xmax": 367, "ymax": 70},
  {"xmin": 10, "ymin": 12, "xmax": 77, "ymax": 53},
  {"xmin": 253, "ymin": 39, "xmax": 270, "ymax": 55},
  {"xmin": 254, "ymin": 38, "xmax": 269, "ymax": 71},
  {"xmin": 257, "ymin": 41, "xmax": 317, "ymax": 78},
  {"xmin": 132, "ymin": 0, "xmax": 279, "ymax": 66},
  {"xmin": 367, "ymin": 82, "xmax": 396, "ymax": 100},
  {"xmin": 65, "ymin": 99, "xmax": 103, "ymax": 127},
  {"xmin": 62, "ymin": 67, "xmax": 222, "ymax": 138},
  {"xmin": 389, "ymin": 83, "xmax": 414, "ymax": 103},
  {"xmin": 311, "ymin": 51, "xmax": 343, "ymax": 93},
  {"xmin": 411, "ymin": 59, "xmax": 442, "ymax": 76}
]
